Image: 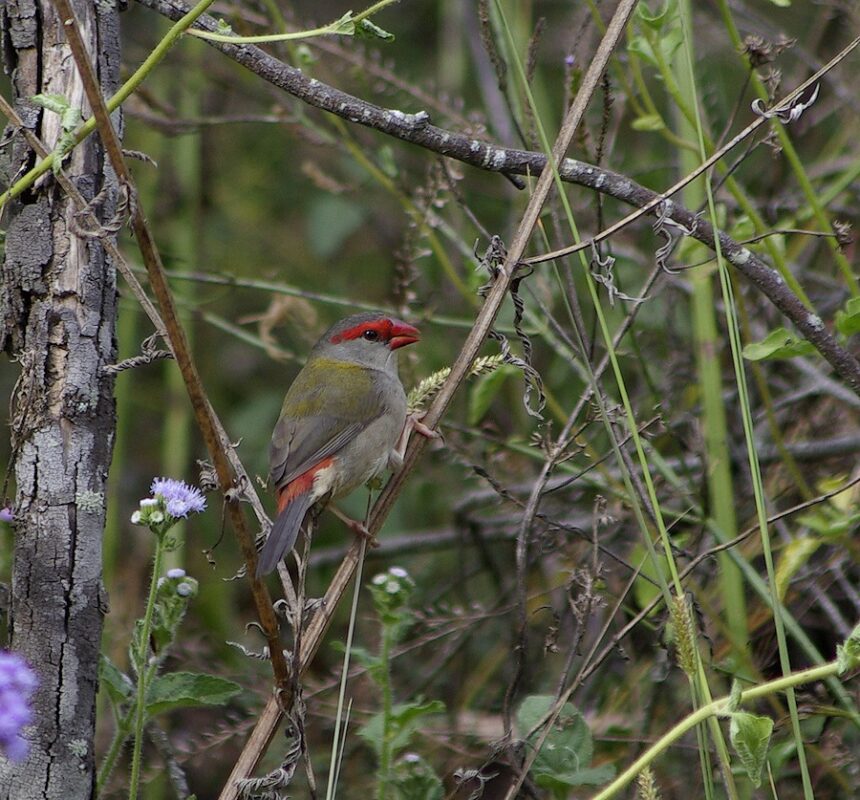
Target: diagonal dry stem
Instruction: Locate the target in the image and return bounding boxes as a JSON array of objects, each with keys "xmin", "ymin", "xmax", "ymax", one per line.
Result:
[
  {"xmin": 50, "ymin": 0, "xmax": 289, "ymax": 686},
  {"xmin": 217, "ymin": 0, "xmax": 639, "ymax": 794}
]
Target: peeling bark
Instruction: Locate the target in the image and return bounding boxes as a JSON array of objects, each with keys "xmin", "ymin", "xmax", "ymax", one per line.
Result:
[{"xmin": 1, "ymin": 1, "xmax": 120, "ymax": 797}]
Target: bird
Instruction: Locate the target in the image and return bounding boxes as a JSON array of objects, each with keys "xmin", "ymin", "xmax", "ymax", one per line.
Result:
[{"xmin": 256, "ymin": 311, "xmax": 432, "ymax": 576}]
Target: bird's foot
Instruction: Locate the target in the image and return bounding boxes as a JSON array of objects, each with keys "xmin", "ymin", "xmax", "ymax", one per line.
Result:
[
  {"xmin": 392, "ymin": 412, "xmax": 441, "ymax": 464},
  {"xmin": 409, "ymin": 413, "xmax": 439, "ymax": 440},
  {"xmin": 330, "ymin": 505, "xmax": 379, "ymax": 547}
]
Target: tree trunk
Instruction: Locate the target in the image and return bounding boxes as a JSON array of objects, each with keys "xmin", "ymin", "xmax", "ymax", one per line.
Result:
[{"xmin": 0, "ymin": 1, "xmax": 120, "ymax": 796}]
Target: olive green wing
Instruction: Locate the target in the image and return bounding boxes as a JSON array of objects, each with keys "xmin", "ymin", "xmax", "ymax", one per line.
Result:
[{"xmin": 269, "ymin": 358, "xmax": 385, "ymax": 489}]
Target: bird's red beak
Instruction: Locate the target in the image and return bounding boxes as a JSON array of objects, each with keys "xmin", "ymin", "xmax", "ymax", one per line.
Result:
[{"xmin": 389, "ymin": 320, "xmax": 420, "ymax": 350}]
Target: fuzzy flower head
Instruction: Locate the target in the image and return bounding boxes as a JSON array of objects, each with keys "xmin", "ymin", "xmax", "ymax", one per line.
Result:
[
  {"xmin": 150, "ymin": 478, "xmax": 207, "ymax": 518},
  {"xmin": 0, "ymin": 507, "xmax": 13, "ymax": 524},
  {"xmin": 0, "ymin": 651, "xmax": 37, "ymax": 762},
  {"xmin": 131, "ymin": 478, "xmax": 206, "ymax": 536},
  {"xmin": 369, "ymin": 566, "xmax": 416, "ymax": 621}
]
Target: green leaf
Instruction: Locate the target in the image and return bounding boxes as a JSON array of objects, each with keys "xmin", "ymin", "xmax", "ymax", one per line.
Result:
[
  {"xmin": 392, "ymin": 754, "xmax": 444, "ymax": 800},
  {"xmin": 32, "ymin": 93, "xmax": 72, "ymax": 116},
  {"xmin": 517, "ymin": 695, "xmax": 614, "ymax": 789},
  {"xmin": 766, "ymin": 0, "xmax": 790, "ymax": 6},
  {"xmin": 631, "ymin": 114, "xmax": 665, "ymax": 132},
  {"xmin": 627, "ymin": 35, "xmax": 658, "ymax": 67},
  {"xmin": 468, "ymin": 365, "xmax": 516, "ymax": 425},
  {"xmin": 534, "ymin": 765, "xmax": 616, "ymax": 791},
  {"xmin": 331, "ymin": 11, "xmax": 356, "ymax": 36},
  {"xmin": 377, "ymin": 145, "xmax": 399, "ymax": 179},
  {"xmin": 658, "ymin": 27, "xmax": 684, "ymax": 62},
  {"xmin": 330, "ymin": 642, "xmax": 385, "ymax": 683},
  {"xmin": 729, "ymin": 214, "xmax": 756, "ymax": 243},
  {"xmin": 358, "ymin": 699, "xmax": 445, "ymax": 759},
  {"xmin": 99, "ymin": 654, "xmax": 135, "ymax": 706},
  {"xmin": 742, "ymin": 327, "xmax": 816, "ymax": 361},
  {"xmin": 145, "ymin": 671, "xmax": 242, "ymax": 716},
  {"xmin": 836, "ymin": 622, "xmax": 860, "ymax": 674},
  {"xmin": 32, "ymin": 93, "xmax": 83, "ymax": 133},
  {"xmin": 357, "ymin": 18, "xmax": 395, "ymax": 42},
  {"xmin": 306, "ymin": 194, "xmax": 366, "ymax": 260},
  {"xmin": 727, "ymin": 680, "xmax": 742, "ymax": 713},
  {"xmin": 835, "ymin": 297, "xmax": 860, "ymax": 336},
  {"xmin": 775, "ymin": 535, "xmax": 821, "ymax": 601},
  {"xmin": 729, "ymin": 711, "xmax": 773, "ymax": 788},
  {"xmin": 636, "ymin": 0, "xmax": 672, "ymax": 30}
]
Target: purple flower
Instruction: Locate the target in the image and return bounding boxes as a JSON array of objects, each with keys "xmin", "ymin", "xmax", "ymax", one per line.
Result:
[
  {"xmin": 564, "ymin": 54, "xmax": 575, "ymax": 68},
  {"xmin": 0, "ymin": 651, "xmax": 37, "ymax": 762},
  {"xmin": 0, "ymin": 507, "xmax": 13, "ymax": 523},
  {"xmin": 149, "ymin": 478, "xmax": 206, "ymax": 519}
]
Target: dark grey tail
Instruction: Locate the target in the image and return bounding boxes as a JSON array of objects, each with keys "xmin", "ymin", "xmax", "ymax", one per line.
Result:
[{"xmin": 256, "ymin": 492, "xmax": 314, "ymax": 576}]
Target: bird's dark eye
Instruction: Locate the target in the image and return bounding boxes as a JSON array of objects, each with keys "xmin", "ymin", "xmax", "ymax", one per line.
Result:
[{"xmin": 362, "ymin": 329, "xmax": 379, "ymax": 341}]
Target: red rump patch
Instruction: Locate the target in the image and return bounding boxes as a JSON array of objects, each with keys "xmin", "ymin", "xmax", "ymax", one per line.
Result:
[
  {"xmin": 330, "ymin": 318, "xmax": 393, "ymax": 344},
  {"xmin": 277, "ymin": 456, "xmax": 334, "ymax": 512}
]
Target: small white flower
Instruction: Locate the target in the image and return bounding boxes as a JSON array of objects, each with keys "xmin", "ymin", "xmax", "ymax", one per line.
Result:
[
  {"xmin": 389, "ymin": 566, "xmax": 408, "ymax": 579},
  {"xmin": 130, "ymin": 511, "xmax": 142, "ymax": 524},
  {"xmin": 167, "ymin": 568, "xmax": 186, "ymax": 579},
  {"xmin": 385, "ymin": 580, "xmax": 400, "ymax": 594},
  {"xmin": 150, "ymin": 511, "xmax": 164, "ymax": 524},
  {"xmin": 139, "ymin": 498, "xmax": 158, "ymax": 508},
  {"xmin": 372, "ymin": 573, "xmax": 387, "ymax": 586},
  {"xmin": 176, "ymin": 583, "xmax": 193, "ymax": 597}
]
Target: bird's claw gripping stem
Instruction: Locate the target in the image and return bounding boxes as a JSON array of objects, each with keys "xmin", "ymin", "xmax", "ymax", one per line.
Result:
[
  {"xmin": 394, "ymin": 412, "xmax": 440, "ymax": 462},
  {"xmin": 330, "ymin": 505, "xmax": 379, "ymax": 547}
]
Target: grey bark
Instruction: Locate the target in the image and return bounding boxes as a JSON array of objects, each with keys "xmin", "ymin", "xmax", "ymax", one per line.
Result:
[{"xmin": 1, "ymin": 1, "xmax": 121, "ymax": 796}]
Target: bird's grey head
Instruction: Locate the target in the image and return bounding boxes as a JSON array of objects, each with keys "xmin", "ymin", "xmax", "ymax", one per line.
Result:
[{"xmin": 316, "ymin": 312, "xmax": 420, "ymax": 371}]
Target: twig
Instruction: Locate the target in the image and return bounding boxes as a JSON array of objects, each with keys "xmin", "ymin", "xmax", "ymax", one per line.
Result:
[{"xmin": 131, "ymin": 0, "xmax": 860, "ymax": 395}]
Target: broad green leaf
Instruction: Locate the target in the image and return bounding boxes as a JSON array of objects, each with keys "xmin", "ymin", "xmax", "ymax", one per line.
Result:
[
  {"xmin": 535, "ymin": 765, "xmax": 616, "ymax": 791},
  {"xmin": 742, "ymin": 327, "xmax": 816, "ymax": 361},
  {"xmin": 99, "ymin": 654, "xmax": 134, "ymax": 706},
  {"xmin": 729, "ymin": 711, "xmax": 773, "ymax": 787},
  {"xmin": 516, "ymin": 695, "xmax": 614, "ymax": 789},
  {"xmin": 468, "ymin": 365, "xmax": 516, "ymax": 425},
  {"xmin": 631, "ymin": 114, "xmax": 665, "ymax": 132},
  {"xmin": 145, "ymin": 671, "xmax": 242, "ymax": 716},
  {"xmin": 835, "ymin": 297, "xmax": 860, "ymax": 336},
  {"xmin": 775, "ymin": 535, "xmax": 821, "ymax": 601},
  {"xmin": 358, "ymin": 699, "xmax": 445, "ymax": 759}
]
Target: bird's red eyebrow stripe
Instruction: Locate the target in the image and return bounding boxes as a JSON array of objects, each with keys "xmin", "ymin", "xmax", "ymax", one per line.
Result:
[{"xmin": 330, "ymin": 319, "xmax": 392, "ymax": 344}]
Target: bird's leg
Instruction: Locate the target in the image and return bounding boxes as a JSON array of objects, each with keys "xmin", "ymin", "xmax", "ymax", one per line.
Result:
[
  {"xmin": 392, "ymin": 411, "xmax": 440, "ymax": 465},
  {"xmin": 329, "ymin": 505, "xmax": 379, "ymax": 547}
]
